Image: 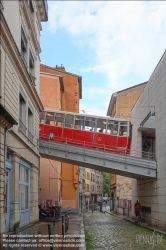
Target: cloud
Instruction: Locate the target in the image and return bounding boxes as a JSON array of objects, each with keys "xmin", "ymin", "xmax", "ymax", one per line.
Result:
[{"xmin": 46, "ymin": 1, "xmax": 166, "ymax": 114}]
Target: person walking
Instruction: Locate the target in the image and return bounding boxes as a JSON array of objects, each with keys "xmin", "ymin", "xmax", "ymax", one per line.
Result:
[{"xmin": 134, "ymin": 200, "xmax": 141, "ymax": 224}]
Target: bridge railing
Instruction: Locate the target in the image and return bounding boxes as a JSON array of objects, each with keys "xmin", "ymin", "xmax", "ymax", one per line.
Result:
[{"xmin": 39, "ymin": 134, "xmax": 156, "ymax": 161}]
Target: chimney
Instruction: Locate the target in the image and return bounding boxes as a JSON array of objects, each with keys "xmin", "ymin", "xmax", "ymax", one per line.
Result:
[{"xmin": 55, "ymin": 64, "xmax": 65, "ymax": 71}]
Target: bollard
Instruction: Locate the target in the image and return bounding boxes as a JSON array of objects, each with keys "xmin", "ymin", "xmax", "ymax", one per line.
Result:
[
  {"xmin": 62, "ymin": 216, "xmax": 65, "ymax": 238},
  {"xmin": 100, "ymin": 202, "xmax": 102, "ymax": 212},
  {"xmin": 65, "ymin": 213, "xmax": 67, "ymax": 232},
  {"xmin": 53, "ymin": 210, "xmax": 56, "ymax": 227},
  {"xmin": 48, "ymin": 223, "xmax": 54, "ymax": 250},
  {"xmin": 92, "ymin": 205, "xmax": 94, "ymax": 213},
  {"xmin": 67, "ymin": 213, "xmax": 69, "ymax": 230}
]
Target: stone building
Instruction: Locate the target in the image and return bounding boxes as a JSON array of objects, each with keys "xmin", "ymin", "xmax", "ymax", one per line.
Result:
[
  {"xmin": 0, "ymin": 0, "xmax": 47, "ymax": 232},
  {"xmin": 131, "ymin": 51, "xmax": 166, "ymax": 231},
  {"xmin": 39, "ymin": 64, "xmax": 82, "ymax": 212},
  {"xmin": 107, "ymin": 83, "xmax": 146, "ymax": 203},
  {"xmin": 90, "ymin": 169, "xmax": 103, "ymax": 203}
]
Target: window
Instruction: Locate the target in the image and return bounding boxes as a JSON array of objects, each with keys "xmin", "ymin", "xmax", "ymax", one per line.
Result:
[
  {"xmin": 97, "ymin": 118, "xmax": 107, "ymax": 133},
  {"xmin": 19, "ymin": 93, "xmax": 27, "ymax": 133},
  {"xmin": 107, "ymin": 120, "xmax": 118, "ymax": 135},
  {"xmin": 29, "ymin": 0, "xmax": 34, "ymax": 12},
  {"xmin": 29, "ymin": 50, "xmax": 34, "ymax": 73},
  {"xmin": 85, "ymin": 117, "xmax": 96, "ymax": 131},
  {"xmin": 0, "ymin": 0, "xmax": 4, "ymax": 10},
  {"xmin": 74, "ymin": 115, "xmax": 85, "ymax": 129},
  {"xmin": 55, "ymin": 113, "xmax": 64, "ymax": 127},
  {"xmin": 28, "ymin": 107, "xmax": 33, "ymax": 142},
  {"xmin": 21, "ymin": 27, "xmax": 28, "ymax": 68},
  {"xmin": 39, "ymin": 112, "xmax": 45, "ymax": 124},
  {"xmin": 45, "ymin": 112, "xmax": 54, "ymax": 125},
  {"xmin": 65, "ymin": 114, "xmax": 74, "ymax": 128},
  {"xmin": 119, "ymin": 122, "xmax": 128, "ymax": 136},
  {"xmin": 19, "ymin": 164, "xmax": 29, "ymax": 210}
]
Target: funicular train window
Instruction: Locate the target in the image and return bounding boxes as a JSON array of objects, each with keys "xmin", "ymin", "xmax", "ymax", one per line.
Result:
[
  {"xmin": 74, "ymin": 115, "xmax": 85, "ymax": 130},
  {"xmin": 65, "ymin": 114, "xmax": 74, "ymax": 128},
  {"xmin": 39, "ymin": 112, "xmax": 45, "ymax": 124},
  {"xmin": 55, "ymin": 113, "xmax": 64, "ymax": 127},
  {"xmin": 97, "ymin": 118, "xmax": 107, "ymax": 133},
  {"xmin": 119, "ymin": 122, "xmax": 127, "ymax": 136},
  {"xmin": 45, "ymin": 112, "xmax": 54, "ymax": 125},
  {"xmin": 107, "ymin": 120, "xmax": 118, "ymax": 135},
  {"xmin": 85, "ymin": 117, "xmax": 96, "ymax": 131}
]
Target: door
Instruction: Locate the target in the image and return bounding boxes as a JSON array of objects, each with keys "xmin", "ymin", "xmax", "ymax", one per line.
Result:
[{"xmin": 6, "ymin": 169, "xmax": 11, "ymax": 232}]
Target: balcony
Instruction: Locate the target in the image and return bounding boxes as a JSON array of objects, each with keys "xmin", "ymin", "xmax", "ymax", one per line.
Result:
[
  {"xmin": 21, "ymin": 52, "xmax": 28, "ymax": 69},
  {"xmin": 19, "ymin": 120, "xmax": 27, "ymax": 134},
  {"xmin": 28, "ymin": 130, "xmax": 34, "ymax": 142}
]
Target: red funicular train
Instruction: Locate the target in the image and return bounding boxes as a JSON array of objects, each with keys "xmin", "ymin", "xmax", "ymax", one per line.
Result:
[{"xmin": 39, "ymin": 110, "xmax": 132, "ymax": 154}]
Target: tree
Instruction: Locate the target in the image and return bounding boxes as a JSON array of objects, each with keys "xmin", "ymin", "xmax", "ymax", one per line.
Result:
[{"xmin": 103, "ymin": 172, "xmax": 110, "ymax": 197}]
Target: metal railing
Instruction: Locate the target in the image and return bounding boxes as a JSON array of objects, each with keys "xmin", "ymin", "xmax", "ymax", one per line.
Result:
[
  {"xmin": 39, "ymin": 133, "xmax": 156, "ymax": 161},
  {"xmin": 21, "ymin": 52, "xmax": 28, "ymax": 69},
  {"xmin": 28, "ymin": 130, "xmax": 34, "ymax": 142},
  {"xmin": 19, "ymin": 120, "xmax": 27, "ymax": 134}
]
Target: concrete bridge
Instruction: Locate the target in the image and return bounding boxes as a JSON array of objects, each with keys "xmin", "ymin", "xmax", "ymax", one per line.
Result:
[{"xmin": 39, "ymin": 139, "xmax": 156, "ymax": 179}]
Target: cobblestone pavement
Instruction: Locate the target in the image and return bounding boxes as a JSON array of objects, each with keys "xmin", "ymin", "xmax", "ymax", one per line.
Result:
[{"xmin": 84, "ymin": 211, "xmax": 166, "ymax": 250}]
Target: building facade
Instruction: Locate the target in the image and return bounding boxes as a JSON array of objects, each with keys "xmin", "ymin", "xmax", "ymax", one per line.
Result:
[
  {"xmin": 85, "ymin": 168, "xmax": 91, "ymax": 204},
  {"xmin": 131, "ymin": 51, "xmax": 166, "ymax": 231},
  {"xmin": 39, "ymin": 71, "xmax": 64, "ymax": 206},
  {"xmin": 0, "ymin": 0, "xmax": 47, "ymax": 232},
  {"xmin": 107, "ymin": 83, "xmax": 146, "ymax": 205},
  {"xmin": 90, "ymin": 169, "xmax": 103, "ymax": 203},
  {"xmin": 40, "ymin": 64, "xmax": 82, "ymax": 212}
]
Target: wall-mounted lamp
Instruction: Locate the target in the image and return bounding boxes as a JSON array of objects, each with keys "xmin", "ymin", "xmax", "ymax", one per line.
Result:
[{"xmin": 49, "ymin": 130, "xmax": 54, "ymax": 140}]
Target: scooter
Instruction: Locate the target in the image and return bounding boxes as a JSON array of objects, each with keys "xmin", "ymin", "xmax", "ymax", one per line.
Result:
[{"xmin": 38, "ymin": 205, "xmax": 60, "ymax": 220}]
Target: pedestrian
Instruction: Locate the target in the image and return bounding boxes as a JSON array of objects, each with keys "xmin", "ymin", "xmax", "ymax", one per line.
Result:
[{"xmin": 134, "ymin": 199, "xmax": 141, "ymax": 224}]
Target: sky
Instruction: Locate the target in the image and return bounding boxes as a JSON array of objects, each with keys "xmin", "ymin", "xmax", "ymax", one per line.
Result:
[{"xmin": 40, "ymin": 1, "xmax": 166, "ymax": 116}]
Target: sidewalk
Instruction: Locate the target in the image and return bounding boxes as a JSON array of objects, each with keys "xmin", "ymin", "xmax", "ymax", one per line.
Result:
[
  {"xmin": 103, "ymin": 205, "xmax": 166, "ymax": 235},
  {"xmin": 0, "ymin": 213, "xmax": 86, "ymax": 250}
]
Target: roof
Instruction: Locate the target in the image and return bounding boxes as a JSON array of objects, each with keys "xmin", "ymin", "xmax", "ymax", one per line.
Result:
[
  {"xmin": 107, "ymin": 81, "xmax": 147, "ymax": 115},
  {"xmin": 42, "ymin": 109, "xmax": 129, "ymax": 122},
  {"xmin": 40, "ymin": 64, "xmax": 82, "ymax": 99}
]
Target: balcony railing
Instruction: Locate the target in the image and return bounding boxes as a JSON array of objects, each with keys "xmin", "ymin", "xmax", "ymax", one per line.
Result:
[
  {"xmin": 21, "ymin": 52, "xmax": 28, "ymax": 69},
  {"xmin": 28, "ymin": 130, "xmax": 34, "ymax": 142},
  {"xmin": 19, "ymin": 120, "xmax": 27, "ymax": 134}
]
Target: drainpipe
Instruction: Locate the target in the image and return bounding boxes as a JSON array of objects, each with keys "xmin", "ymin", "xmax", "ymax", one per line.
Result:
[
  {"xmin": 4, "ymin": 126, "xmax": 13, "ymax": 214},
  {"xmin": 4, "ymin": 126, "xmax": 13, "ymax": 170}
]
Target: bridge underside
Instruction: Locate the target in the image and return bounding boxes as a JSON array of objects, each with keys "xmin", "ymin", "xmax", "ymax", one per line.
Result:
[{"xmin": 39, "ymin": 140, "xmax": 156, "ymax": 179}]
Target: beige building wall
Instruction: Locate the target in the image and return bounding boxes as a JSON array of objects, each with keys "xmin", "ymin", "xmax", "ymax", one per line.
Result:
[
  {"xmin": 107, "ymin": 83, "xmax": 146, "ymax": 201},
  {"xmin": 0, "ymin": 0, "xmax": 47, "ymax": 233},
  {"xmin": 90, "ymin": 169, "xmax": 103, "ymax": 203},
  {"xmin": 131, "ymin": 51, "xmax": 166, "ymax": 231},
  {"xmin": 85, "ymin": 168, "xmax": 91, "ymax": 204}
]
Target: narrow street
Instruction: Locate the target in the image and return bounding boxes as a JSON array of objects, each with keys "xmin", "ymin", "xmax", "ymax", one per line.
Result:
[{"xmin": 84, "ymin": 211, "xmax": 166, "ymax": 250}]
